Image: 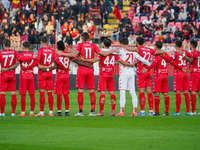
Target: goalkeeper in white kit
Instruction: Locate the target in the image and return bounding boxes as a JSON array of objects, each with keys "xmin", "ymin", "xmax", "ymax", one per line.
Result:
[{"xmin": 116, "ymin": 38, "xmax": 151, "ymax": 116}]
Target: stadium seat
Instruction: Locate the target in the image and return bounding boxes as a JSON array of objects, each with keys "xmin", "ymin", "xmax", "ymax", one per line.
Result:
[
  {"xmin": 132, "ymin": 16, "xmax": 140, "ymax": 22},
  {"xmin": 197, "ymin": 22, "xmax": 200, "ymax": 30},
  {"xmin": 145, "ymin": 41, "xmax": 152, "ymax": 44},
  {"xmin": 154, "ymin": 35, "xmax": 159, "ymax": 41},
  {"xmin": 152, "ymin": 4, "xmax": 158, "ymax": 10},
  {"xmin": 132, "ymin": 22, "xmax": 136, "ymax": 28},
  {"xmin": 148, "ymin": 4, "xmax": 153, "ymax": 10},
  {"xmin": 198, "ymin": 41, "xmax": 200, "ymax": 45},
  {"xmin": 159, "ymin": 10, "xmax": 164, "ymax": 16},
  {"xmin": 175, "ymin": 22, "xmax": 182, "ymax": 30},
  {"xmin": 168, "ymin": 22, "xmax": 175, "ymax": 28},
  {"xmin": 170, "ymin": 34, "xmax": 174, "ymax": 39},
  {"xmin": 141, "ymin": 16, "xmax": 146, "ymax": 21}
]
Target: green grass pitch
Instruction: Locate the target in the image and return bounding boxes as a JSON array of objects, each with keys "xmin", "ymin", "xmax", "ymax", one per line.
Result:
[{"xmin": 0, "ymin": 90, "xmax": 200, "ymax": 150}]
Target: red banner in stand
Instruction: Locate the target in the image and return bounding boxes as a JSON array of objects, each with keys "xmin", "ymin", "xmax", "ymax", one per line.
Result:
[
  {"xmin": 89, "ymin": 6, "xmax": 100, "ymax": 15},
  {"xmin": 10, "ymin": 35, "xmax": 28, "ymax": 51}
]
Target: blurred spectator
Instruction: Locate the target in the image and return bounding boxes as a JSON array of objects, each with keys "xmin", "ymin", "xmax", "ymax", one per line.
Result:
[
  {"xmin": 149, "ymin": 20, "xmax": 156, "ymax": 35},
  {"xmin": 68, "ymin": 9, "xmax": 75, "ymax": 23},
  {"xmin": 56, "ymin": 2, "xmax": 62, "ymax": 13},
  {"xmin": 122, "ymin": 14, "xmax": 131, "ymax": 26},
  {"xmin": 186, "ymin": 3, "xmax": 193, "ymax": 16},
  {"xmin": 42, "ymin": 14, "xmax": 49, "ymax": 27},
  {"xmin": 36, "ymin": 1, "xmax": 45, "ymax": 27},
  {"xmin": 162, "ymin": 22, "xmax": 170, "ymax": 34},
  {"xmin": 117, "ymin": 0, "xmax": 123, "ymax": 21},
  {"xmin": 171, "ymin": 22, "xmax": 176, "ymax": 33},
  {"xmin": 11, "ymin": 0, "xmax": 21, "ymax": 17},
  {"xmin": 100, "ymin": 0, "xmax": 107, "ymax": 26},
  {"xmin": 172, "ymin": 27, "xmax": 182, "ymax": 42},
  {"xmin": 155, "ymin": 21, "xmax": 163, "ymax": 35},
  {"xmin": 182, "ymin": 29, "xmax": 190, "ymax": 41},
  {"xmin": 64, "ymin": 31, "xmax": 73, "ymax": 46},
  {"xmin": 141, "ymin": 3, "xmax": 151, "ymax": 17},
  {"xmin": 118, "ymin": 21, "xmax": 124, "ymax": 32},
  {"xmin": 134, "ymin": 22, "xmax": 141, "ymax": 35},
  {"xmin": 15, "ymin": 10, "xmax": 21, "ymax": 23},
  {"xmin": 76, "ymin": 17, "xmax": 84, "ymax": 28},
  {"xmin": 71, "ymin": 28, "xmax": 80, "ymax": 44},
  {"xmin": 93, "ymin": 15, "xmax": 101, "ymax": 29},
  {"xmin": 28, "ymin": 14, "xmax": 36, "ymax": 29},
  {"xmin": 49, "ymin": 30, "xmax": 57, "ymax": 44},
  {"xmin": 0, "ymin": 30, "xmax": 4, "ymax": 50},
  {"xmin": 79, "ymin": 1, "xmax": 88, "ymax": 22},
  {"xmin": 101, "ymin": 29, "xmax": 108, "ymax": 42},
  {"xmin": 191, "ymin": 7, "xmax": 198, "ymax": 22},
  {"xmin": 157, "ymin": 0, "xmax": 165, "ymax": 12},
  {"xmin": 143, "ymin": 27, "xmax": 153, "ymax": 43},
  {"xmin": 158, "ymin": 33, "xmax": 163, "ymax": 42},
  {"xmin": 60, "ymin": 6, "xmax": 68, "ymax": 22},
  {"xmin": 163, "ymin": 34, "xmax": 172, "ymax": 43},
  {"xmin": 121, "ymin": 28, "xmax": 129, "ymax": 38},
  {"xmin": 10, "ymin": 19, "xmax": 19, "ymax": 31},
  {"xmin": 20, "ymin": 6, "xmax": 28, "ymax": 18},
  {"xmin": 192, "ymin": 29, "xmax": 200, "ymax": 41},
  {"xmin": 93, "ymin": 29, "xmax": 101, "ymax": 43},
  {"xmin": 165, "ymin": 0, "xmax": 173, "ymax": 9},
  {"xmin": 142, "ymin": 16, "xmax": 152, "ymax": 25},
  {"xmin": 46, "ymin": 21, "xmax": 54, "ymax": 36},
  {"xmin": 1, "ymin": 18, "xmax": 9, "ymax": 30},
  {"xmin": 111, "ymin": 27, "xmax": 120, "ymax": 42},
  {"xmin": 33, "ymin": 31, "xmax": 40, "ymax": 45},
  {"xmin": 134, "ymin": 3, "xmax": 141, "ymax": 17},
  {"xmin": 151, "ymin": 10, "xmax": 159, "ymax": 22},
  {"xmin": 128, "ymin": 34, "xmax": 136, "ymax": 44}
]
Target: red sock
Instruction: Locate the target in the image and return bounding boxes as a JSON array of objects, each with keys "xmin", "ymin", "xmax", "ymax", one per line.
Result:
[
  {"xmin": 78, "ymin": 92, "xmax": 84, "ymax": 110},
  {"xmin": 29, "ymin": 94, "xmax": 35, "ymax": 112},
  {"xmin": 148, "ymin": 93, "xmax": 153, "ymax": 111},
  {"xmin": 139, "ymin": 92, "xmax": 145, "ymax": 111},
  {"xmin": 47, "ymin": 92, "xmax": 54, "ymax": 111},
  {"xmin": 99, "ymin": 94, "xmax": 105, "ymax": 112},
  {"xmin": 89, "ymin": 92, "xmax": 96, "ymax": 110},
  {"xmin": 64, "ymin": 94, "xmax": 69, "ymax": 111},
  {"xmin": 175, "ymin": 93, "xmax": 181, "ymax": 113},
  {"xmin": 21, "ymin": 94, "xmax": 26, "ymax": 112},
  {"xmin": 1, "ymin": 94, "xmax": 6, "ymax": 114},
  {"xmin": 11, "ymin": 94, "xmax": 17, "ymax": 114},
  {"xmin": 184, "ymin": 92, "xmax": 190, "ymax": 113},
  {"xmin": 57, "ymin": 94, "xmax": 62, "ymax": 111},
  {"xmin": 190, "ymin": 94, "xmax": 197, "ymax": 113},
  {"xmin": 39, "ymin": 91, "xmax": 45, "ymax": 111},
  {"xmin": 110, "ymin": 93, "xmax": 116, "ymax": 111},
  {"xmin": 154, "ymin": 96, "xmax": 160, "ymax": 113},
  {"xmin": 164, "ymin": 95, "xmax": 170, "ymax": 113}
]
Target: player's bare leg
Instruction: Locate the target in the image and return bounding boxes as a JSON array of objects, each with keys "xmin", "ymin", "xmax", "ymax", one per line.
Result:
[
  {"xmin": 116, "ymin": 90, "xmax": 126, "ymax": 116},
  {"xmin": 75, "ymin": 88, "xmax": 84, "ymax": 116},
  {"xmin": 163, "ymin": 93, "xmax": 170, "ymax": 116},
  {"xmin": 35, "ymin": 89, "xmax": 45, "ymax": 117},
  {"xmin": 88, "ymin": 89, "xmax": 96, "ymax": 116},
  {"xmin": 47, "ymin": 90, "xmax": 54, "ymax": 116},
  {"xmin": 146, "ymin": 86, "xmax": 154, "ymax": 115},
  {"xmin": 171, "ymin": 91, "xmax": 181, "ymax": 116},
  {"xmin": 183, "ymin": 90, "xmax": 190, "ymax": 115},
  {"xmin": 0, "ymin": 92, "xmax": 6, "ymax": 117},
  {"xmin": 109, "ymin": 91, "xmax": 116, "ymax": 116},
  {"xmin": 10, "ymin": 91, "xmax": 17, "ymax": 117},
  {"xmin": 138, "ymin": 88, "xmax": 146, "ymax": 116},
  {"xmin": 97, "ymin": 91, "xmax": 105, "ymax": 116},
  {"xmin": 129, "ymin": 90, "xmax": 138, "ymax": 116},
  {"xmin": 154, "ymin": 92, "xmax": 160, "ymax": 116},
  {"xmin": 190, "ymin": 91, "xmax": 197, "ymax": 115}
]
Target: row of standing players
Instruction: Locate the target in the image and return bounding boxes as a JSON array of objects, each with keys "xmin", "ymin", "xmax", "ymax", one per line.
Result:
[{"xmin": 0, "ymin": 32, "xmax": 199, "ymax": 117}]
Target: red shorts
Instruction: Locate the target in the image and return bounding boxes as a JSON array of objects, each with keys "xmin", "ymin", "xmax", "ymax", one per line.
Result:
[
  {"xmin": 189, "ymin": 72, "xmax": 200, "ymax": 92},
  {"xmin": 174, "ymin": 73, "xmax": 189, "ymax": 92},
  {"xmin": 98, "ymin": 75, "xmax": 115, "ymax": 92},
  {"xmin": 37, "ymin": 73, "xmax": 53, "ymax": 90},
  {"xmin": 19, "ymin": 79, "xmax": 35, "ymax": 94},
  {"xmin": 76, "ymin": 69, "xmax": 95, "ymax": 89},
  {"xmin": 153, "ymin": 74, "xmax": 169, "ymax": 93},
  {"xmin": 54, "ymin": 76, "xmax": 70, "ymax": 95},
  {"xmin": 0, "ymin": 74, "xmax": 16, "ymax": 92},
  {"xmin": 137, "ymin": 72, "xmax": 152, "ymax": 88}
]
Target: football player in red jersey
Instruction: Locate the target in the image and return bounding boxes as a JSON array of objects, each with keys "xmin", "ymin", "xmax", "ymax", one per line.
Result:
[
  {"xmin": 17, "ymin": 42, "xmax": 37, "ymax": 117},
  {"xmin": 169, "ymin": 40, "xmax": 191, "ymax": 116},
  {"xmin": 41, "ymin": 41, "xmax": 93, "ymax": 116},
  {"xmin": 34, "ymin": 36, "xmax": 56, "ymax": 117},
  {"xmin": 178, "ymin": 40, "xmax": 200, "ymax": 115},
  {"xmin": 142, "ymin": 41, "xmax": 171, "ymax": 116},
  {"xmin": 121, "ymin": 37, "xmax": 164, "ymax": 116},
  {"xmin": 57, "ymin": 32, "xmax": 117, "ymax": 116},
  {"xmin": 0, "ymin": 39, "xmax": 20, "ymax": 117},
  {"xmin": 79, "ymin": 39, "xmax": 134, "ymax": 116}
]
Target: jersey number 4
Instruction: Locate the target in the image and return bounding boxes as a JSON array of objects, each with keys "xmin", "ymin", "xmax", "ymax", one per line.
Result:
[
  {"xmin": 2, "ymin": 55, "xmax": 14, "ymax": 67},
  {"xmin": 161, "ymin": 59, "xmax": 167, "ymax": 67}
]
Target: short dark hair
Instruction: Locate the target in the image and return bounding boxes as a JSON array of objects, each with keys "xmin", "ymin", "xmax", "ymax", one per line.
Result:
[
  {"xmin": 190, "ymin": 40, "xmax": 197, "ymax": 48},
  {"xmin": 155, "ymin": 41, "xmax": 163, "ymax": 49},
  {"xmin": 23, "ymin": 41, "xmax": 30, "ymax": 48},
  {"xmin": 103, "ymin": 38, "xmax": 111, "ymax": 47},
  {"xmin": 81, "ymin": 32, "xmax": 89, "ymax": 42},
  {"xmin": 3, "ymin": 39, "xmax": 11, "ymax": 47},
  {"xmin": 136, "ymin": 37, "xmax": 145, "ymax": 45},
  {"xmin": 57, "ymin": 41, "xmax": 65, "ymax": 51},
  {"xmin": 41, "ymin": 36, "xmax": 49, "ymax": 43},
  {"xmin": 120, "ymin": 37, "xmax": 129, "ymax": 45},
  {"xmin": 175, "ymin": 40, "xmax": 182, "ymax": 48}
]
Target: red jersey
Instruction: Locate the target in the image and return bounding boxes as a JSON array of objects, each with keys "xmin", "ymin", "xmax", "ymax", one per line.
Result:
[
  {"xmin": 75, "ymin": 42, "xmax": 101, "ymax": 70},
  {"xmin": 54, "ymin": 52, "xmax": 74, "ymax": 77},
  {"xmin": 150, "ymin": 55, "xmax": 168, "ymax": 76},
  {"xmin": 71, "ymin": 30, "xmax": 80, "ymax": 37},
  {"xmin": 37, "ymin": 47, "xmax": 55, "ymax": 75},
  {"xmin": 97, "ymin": 54, "xmax": 120, "ymax": 77},
  {"xmin": 172, "ymin": 49, "xmax": 190, "ymax": 75},
  {"xmin": 0, "ymin": 49, "xmax": 19, "ymax": 76},
  {"xmin": 188, "ymin": 50, "xmax": 200, "ymax": 73},
  {"xmin": 61, "ymin": 25, "xmax": 69, "ymax": 34},
  {"xmin": 18, "ymin": 51, "xmax": 35, "ymax": 79},
  {"xmin": 137, "ymin": 46, "xmax": 156, "ymax": 74}
]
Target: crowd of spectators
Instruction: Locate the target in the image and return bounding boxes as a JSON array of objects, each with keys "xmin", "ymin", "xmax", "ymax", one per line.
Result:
[{"xmin": 0, "ymin": 0, "xmax": 200, "ymax": 47}]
